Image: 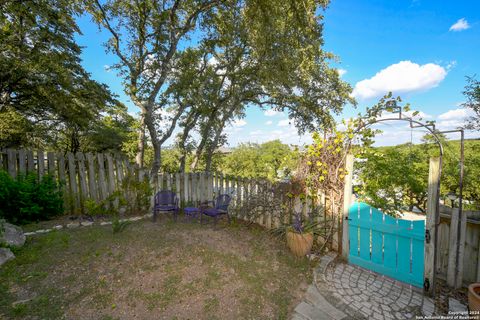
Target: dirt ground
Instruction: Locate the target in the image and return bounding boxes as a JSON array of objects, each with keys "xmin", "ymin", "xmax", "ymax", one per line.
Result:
[{"xmin": 0, "ymin": 218, "xmax": 312, "ymax": 319}]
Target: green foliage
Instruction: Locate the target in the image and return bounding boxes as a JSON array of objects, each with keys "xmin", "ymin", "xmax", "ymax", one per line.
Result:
[
  {"xmin": 84, "ymin": 196, "xmax": 117, "ymax": 217},
  {"xmin": 0, "ymin": 108, "xmax": 32, "ymax": 149},
  {"xmin": 111, "ymin": 219, "xmax": 130, "ymax": 234},
  {"xmin": 356, "ymin": 144, "xmax": 428, "ymax": 214},
  {"xmin": 83, "ymin": 104, "xmax": 138, "ymax": 154},
  {"xmin": 84, "ymin": 171, "xmax": 151, "ymax": 233},
  {"xmin": 219, "ymin": 140, "xmax": 299, "ymax": 181},
  {"xmin": 119, "ymin": 172, "xmax": 152, "ymax": 216},
  {"xmin": 84, "ymin": 193, "xmax": 129, "ymax": 234},
  {"xmin": 356, "ymin": 138, "xmax": 480, "ymax": 212},
  {"xmin": 463, "ymin": 76, "xmax": 480, "ymax": 130},
  {"xmin": 0, "ymin": 219, "xmax": 5, "ymax": 241},
  {"xmin": 0, "ymin": 171, "xmax": 63, "ymax": 224},
  {"xmin": 0, "ymin": 0, "xmax": 117, "ymax": 151}
]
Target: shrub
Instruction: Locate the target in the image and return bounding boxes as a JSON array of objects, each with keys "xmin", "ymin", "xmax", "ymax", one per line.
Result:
[
  {"xmin": 0, "ymin": 170, "xmax": 63, "ymax": 224},
  {"xmin": 119, "ymin": 171, "xmax": 152, "ymax": 216}
]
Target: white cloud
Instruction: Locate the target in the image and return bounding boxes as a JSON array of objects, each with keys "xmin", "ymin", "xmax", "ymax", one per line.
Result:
[
  {"xmin": 352, "ymin": 61, "xmax": 447, "ymax": 100},
  {"xmin": 449, "ymin": 18, "xmax": 470, "ymax": 32},
  {"xmin": 104, "ymin": 65, "xmax": 111, "ymax": 72},
  {"xmin": 250, "ymin": 130, "xmax": 263, "ymax": 136},
  {"xmin": 265, "ymin": 120, "xmax": 273, "ymax": 125},
  {"xmin": 337, "ymin": 68, "xmax": 347, "ymax": 77},
  {"xmin": 232, "ymin": 119, "xmax": 247, "ymax": 127},
  {"xmin": 264, "ymin": 109, "xmax": 280, "ymax": 116},
  {"xmin": 278, "ymin": 119, "xmax": 290, "ymax": 127},
  {"xmin": 446, "ymin": 61, "xmax": 457, "ymax": 71},
  {"xmin": 438, "ymin": 108, "xmax": 468, "ymax": 121},
  {"xmin": 405, "ymin": 110, "xmax": 432, "ymax": 119},
  {"xmin": 436, "ymin": 108, "xmax": 472, "ymax": 130}
]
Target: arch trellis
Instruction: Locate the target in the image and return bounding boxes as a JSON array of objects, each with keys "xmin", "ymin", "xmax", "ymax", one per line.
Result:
[{"xmin": 342, "ymin": 100, "xmax": 465, "ymax": 297}]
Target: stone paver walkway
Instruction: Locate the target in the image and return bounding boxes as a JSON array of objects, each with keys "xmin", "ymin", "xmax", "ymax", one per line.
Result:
[{"xmin": 292, "ymin": 254, "xmax": 440, "ymax": 320}]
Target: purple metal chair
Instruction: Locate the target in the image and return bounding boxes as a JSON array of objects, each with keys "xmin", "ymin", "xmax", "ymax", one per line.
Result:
[
  {"xmin": 153, "ymin": 190, "xmax": 179, "ymax": 222},
  {"xmin": 201, "ymin": 194, "xmax": 232, "ymax": 226}
]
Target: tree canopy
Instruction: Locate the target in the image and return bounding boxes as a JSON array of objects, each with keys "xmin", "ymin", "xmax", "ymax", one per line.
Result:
[
  {"xmin": 0, "ymin": 0, "xmax": 125, "ymax": 152},
  {"xmin": 83, "ymin": 0, "xmax": 353, "ymax": 177},
  {"xmin": 219, "ymin": 140, "xmax": 299, "ymax": 181},
  {"xmin": 464, "ymin": 76, "xmax": 480, "ymax": 130},
  {"xmin": 356, "ymin": 138, "xmax": 480, "ymax": 213}
]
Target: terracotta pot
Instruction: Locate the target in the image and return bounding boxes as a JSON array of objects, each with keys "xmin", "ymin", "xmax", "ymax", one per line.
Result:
[
  {"xmin": 469, "ymin": 283, "xmax": 480, "ymax": 313},
  {"xmin": 286, "ymin": 231, "xmax": 313, "ymax": 257}
]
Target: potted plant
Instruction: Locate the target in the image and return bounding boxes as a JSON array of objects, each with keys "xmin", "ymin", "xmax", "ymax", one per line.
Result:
[
  {"xmin": 286, "ymin": 212, "xmax": 314, "ymax": 257},
  {"xmin": 469, "ymin": 283, "xmax": 480, "ymax": 313}
]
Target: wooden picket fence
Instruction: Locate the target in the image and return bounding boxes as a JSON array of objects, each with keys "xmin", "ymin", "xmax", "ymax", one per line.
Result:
[
  {"xmin": 0, "ymin": 148, "xmax": 146, "ymax": 214},
  {"xmin": 436, "ymin": 204, "xmax": 480, "ymax": 286},
  {"xmin": 0, "ymin": 149, "xmax": 329, "ymax": 231}
]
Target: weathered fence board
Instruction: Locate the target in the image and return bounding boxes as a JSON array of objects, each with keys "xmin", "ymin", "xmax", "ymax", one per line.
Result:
[
  {"xmin": 7, "ymin": 149, "xmax": 16, "ymax": 178},
  {"xmin": 38, "ymin": 150, "xmax": 45, "ymax": 178},
  {"xmin": 437, "ymin": 205, "xmax": 480, "ymax": 286},
  {"xmin": 86, "ymin": 153, "xmax": 98, "ymax": 202},
  {"xmin": 18, "ymin": 150, "xmax": 26, "ymax": 174},
  {"xmin": 47, "ymin": 152, "xmax": 55, "ymax": 176}
]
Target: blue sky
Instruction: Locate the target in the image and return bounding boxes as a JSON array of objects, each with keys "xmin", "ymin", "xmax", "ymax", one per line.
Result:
[{"xmin": 75, "ymin": 0, "xmax": 480, "ymax": 147}]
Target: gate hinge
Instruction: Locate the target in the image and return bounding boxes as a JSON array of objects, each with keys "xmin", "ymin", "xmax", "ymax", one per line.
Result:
[
  {"xmin": 424, "ymin": 278, "xmax": 430, "ymax": 292},
  {"xmin": 425, "ymin": 229, "xmax": 431, "ymax": 244}
]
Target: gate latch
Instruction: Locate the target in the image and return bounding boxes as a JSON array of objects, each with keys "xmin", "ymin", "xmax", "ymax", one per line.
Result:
[
  {"xmin": 345, "ymin": 216, "xmax": 351, "ymax": 221},
  {"xmin": 425, "ymin": 229, "xmax": 431, "ymax": 244}
]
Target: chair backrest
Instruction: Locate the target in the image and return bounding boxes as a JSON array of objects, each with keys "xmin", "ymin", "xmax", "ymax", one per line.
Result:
[
  {"xmin": 215, "ymin": 194, "xmax": 231, "ymax": 211},
  {"xmin": 155, "ymin": 190, "xmax": 176, "ymax": 205}
]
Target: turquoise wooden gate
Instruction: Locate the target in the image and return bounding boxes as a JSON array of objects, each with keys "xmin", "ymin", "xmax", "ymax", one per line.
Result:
[{"xmin": 348, "ymin": 202, "xmax": 425, "ymax": 287}]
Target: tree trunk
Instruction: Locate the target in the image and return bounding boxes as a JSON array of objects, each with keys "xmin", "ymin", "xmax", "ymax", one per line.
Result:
[
  {"xmin": 205, "ymin": 127, "xmax": 223, "ymax": 172},
  {"xmin": 135, "ymin": 114, "xmax": 145, "ymax": 167},
  {"xmin": 179, "ymin": 111, "xmax": 200, "ymax": 172},
  {"xmin": 144, "ymin": 111, "xmax": 161, "ymax": 181},
  {"xmin": 190, "ymin": 111, "xmax": 218, "ymax": 171},
  {"xmin": 190, "ymin": 137, "xmax": 207, "ymax": 172},
  {"xmin": 204, "ymin": 105, "xmax": 238, "ymax": 172}
]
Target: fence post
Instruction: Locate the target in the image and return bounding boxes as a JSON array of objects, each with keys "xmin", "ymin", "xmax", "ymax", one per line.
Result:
[
  {"xmin": 7, "ymin": 149, "xmax": 17, "ymax": 178},
  {"xmin": 77, "ymin": 153, "xmax": 88, "ymax": 210},
  {"xmin": 425, "ymin": 157, "xmax": 441, "ymax": 296},
  {"xmin": 457, "ymin": 205, "xmax": 467, "ymax": 288},
  {"xmin": 342, "ymin": 154, "xmax": 354, "ymax": 259},
  {"xmin": 67, "ymin": 152, "xmax": 79, "ymax": 213},
  {"xmin": 447, "ymin": 207, "xmax": 467, "ymax": 288}
]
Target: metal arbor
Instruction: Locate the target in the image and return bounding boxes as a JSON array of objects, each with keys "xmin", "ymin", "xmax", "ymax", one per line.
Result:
[{"xmin": 352, "ymin": 101, "xmax": 465, "ymax": 296}]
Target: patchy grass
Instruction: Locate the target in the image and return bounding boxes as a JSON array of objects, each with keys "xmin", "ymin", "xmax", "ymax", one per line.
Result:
[{"xmin": 0, "ymin": 219, "xmax": 311, "ymax": 319}]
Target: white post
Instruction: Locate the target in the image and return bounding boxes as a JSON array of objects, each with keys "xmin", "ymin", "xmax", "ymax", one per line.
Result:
[
  {"xmin": 342, "ymin": 154, "xmax": 354, "ymax": 259},
  {"xmin": 425, "ymin": 157, "xmax": 441, "ymax": 295}
]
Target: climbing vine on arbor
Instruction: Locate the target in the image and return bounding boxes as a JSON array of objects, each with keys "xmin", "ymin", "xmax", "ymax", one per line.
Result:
[{"xmin": 294, "ymin": 94, "xmax": 406, "ymax": 214}]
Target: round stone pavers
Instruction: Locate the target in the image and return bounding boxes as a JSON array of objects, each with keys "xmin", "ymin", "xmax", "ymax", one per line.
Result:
[{"xmin": 314, "ymin": 256, "xmax": 432, "ymax": 320}]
